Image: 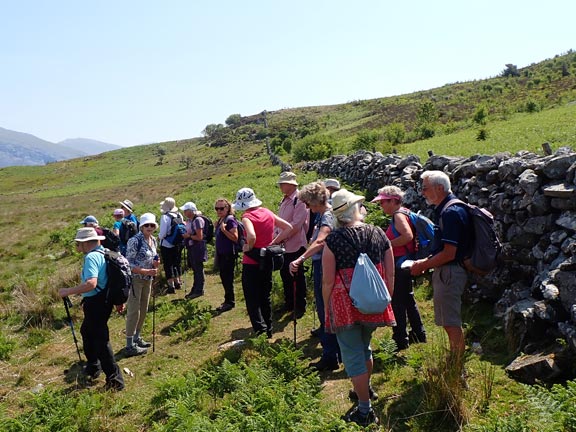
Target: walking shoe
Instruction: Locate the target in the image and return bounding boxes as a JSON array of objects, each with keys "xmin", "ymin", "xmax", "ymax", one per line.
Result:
[
  {"xmin": 174, "ymin": 281, "xmax": 182, "ymax": 290},
  {"xmin": 185, "ymin": 291, "xmax": 203, "ymax": 300},
  {"xmin": 216, "ymin": 303, "xmax": 234, "ymax": 312},
  {"xmin": 125, "ymin": 344, "xmax": 147, "ymax": 357},
  {"xmin": 309, "ymin": 358, "xmax": 339, "ymax": 372},
  {"xmin": 343, "ymin": 406, "xmax": 379, "ymax": 427},
  {"xmin": 135, "ymin": 337, "xmax": 152, "ymax": 348},
  {"xmin": 165, "ymin": 287, "xmax": 176, "ymax": 294},
  {"xmin": 348, "ymin": 386, "xmax": 379, "ymax": 401},
  {"xmin": 104, "ymin": 379, "xmax": 125, "ymax": 392},
  {"xmin": 81, "ymin": 366, "xmax": 102, "ymax": 380},
  {"xmin": 310, "ymin": 327, "xmax": 322, "ymax": 338},
  {"xmin": 408, "ymin": 330, "xmax": 427, "ymax": 344}
]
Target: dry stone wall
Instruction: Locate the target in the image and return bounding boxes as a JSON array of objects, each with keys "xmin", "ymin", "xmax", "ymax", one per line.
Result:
[{"xmin": 302, "ymin": 148, "xmax": 576, "ymax": 355}]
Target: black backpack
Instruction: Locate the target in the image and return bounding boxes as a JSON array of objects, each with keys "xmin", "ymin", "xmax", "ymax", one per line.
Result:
[
  {"xmin": 119, "ymin": 218, "xmax": 138, "ymax": 244},
  {"xmin": 96, "ymin": 249, "xmax": 133, "ymax": 305},
  {"xmin": 198, "ymin": 215, "xmax": 214, "ymax": 244},
  {"xmin": 100, "ymin": 227, "xmax": 120, "ymax": 252},
  {"xmin": 441, "ymin": 199, "xmax": 502, "ymax": 276},
  {"xmin": 225, "ymin": 215, "xmax": 246, "ymax": 254}
]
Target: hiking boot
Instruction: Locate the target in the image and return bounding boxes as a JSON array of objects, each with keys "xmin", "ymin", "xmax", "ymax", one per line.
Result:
[
  {"xmin": 310, "ymin": 327, "xmax": 322, "ymax": 338},
  {"xmin": 174, "ymin": 281, "xmax": 182, "ymax": 290},
  {"xmin": 125, "ymin": 344, "xmax": 147, "ymax": 357},
  {"xmin": 343, "ymin": 406, "xmax": 379, "ymax": 427},
  {"xmin": 408, "ymin": 330, "xmax": 427, "ymax": 344},
  {"xmin": 216, "ymin": 303, "xmax": 234, "ymax": 312},
  {"xmin": 185, "ymin": 291, "xmax": 203, "ymax": 300},
  {"xmin": 349, "ymin": 386, "xmax": 379, "ymax": 401},
  {"xmin": 82, "ymin": 366, "xmax": 102, "ymax": 380},
  {"xmin": 309, "ymin": 358, "xmax": 339, "ymax": 372},
  {"xmin": 104, "ymin": 379, "xmax": 125, "ymax": 392},
  {"xmin": 165, "ymin": 287, "xmax": 176, "ymax": 294},
  {"xmin": 135, "ymin": 337, "xmax": 152, "ymax": 348}
]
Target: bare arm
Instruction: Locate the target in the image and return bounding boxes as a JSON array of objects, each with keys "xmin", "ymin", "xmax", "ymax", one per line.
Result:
[
  {"xmin": 271, "ymin": 215, "xmax": 293, "ymax": 245},
  {"xmin": 289, "ymin": 225, "xmax": 331, "ymax": 273},
  {"xmin": 390, "ymin": 212, "xmax": 414, "ymax": 248},
  {"xmin": 58, "ymin": 277, "xmax": 97, "ymax": 298},
  {"xmin": 383, "ymin": 247, "xmax": 395, "ymax": 296},
  {"xmin": 242, "ymin": 217, "xmax": 256, "ymax": 251},
  {"xmin": 322, "ymin": 246, "xmax": 336, "ymax": 312},
  {"xmin": 410, "ymin": 243, "xmax": 457, "ymax": 275}
]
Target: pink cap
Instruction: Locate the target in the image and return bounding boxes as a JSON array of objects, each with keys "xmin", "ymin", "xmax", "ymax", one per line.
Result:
[{"xmin": 370, "ymin": 192, "xmax": 400, "ymax": 203}]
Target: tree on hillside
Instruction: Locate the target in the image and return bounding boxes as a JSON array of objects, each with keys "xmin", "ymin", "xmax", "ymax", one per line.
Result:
[
  {"xmin": 202, "ymin": 123, "xmax": 229, "ymax": 146},
  {"xmin": 501, "ymin": 64, "xmax": 520, "ymax": 77},
  {"xmin": 225, "ymin": 114, "xmax": 242, "ymax": 127},
  {"xmin": 292, "ymin": 135, "xmax": 335, "ymax": 162},
  {"xmin": 415, "ymin": 101, "xmax": 438, "ymax": 139}
]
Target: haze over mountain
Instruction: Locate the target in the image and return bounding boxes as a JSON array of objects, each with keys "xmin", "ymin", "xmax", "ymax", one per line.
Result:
[
  {"xmin": 0, "ymin": 127, "xmax": 119, "ymax": 168},
  {"xmin": 57, "ymin": 138, "xmax": 121, "ymax": 155}
]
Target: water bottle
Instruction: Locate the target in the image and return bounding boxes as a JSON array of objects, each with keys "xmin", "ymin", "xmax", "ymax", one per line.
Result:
[{"xmin": 259, "ymin": 247, "xmax": 267, "ymax": 271}]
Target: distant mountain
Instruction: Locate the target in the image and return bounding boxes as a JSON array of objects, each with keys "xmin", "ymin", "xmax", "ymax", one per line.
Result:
[
  {"xmin": 57, "ymin": 138, "xmax": 121, "ymax": 155},
  {"xmin": 0, "ymin": 127, "xmax": 88, "ymax": 168}
]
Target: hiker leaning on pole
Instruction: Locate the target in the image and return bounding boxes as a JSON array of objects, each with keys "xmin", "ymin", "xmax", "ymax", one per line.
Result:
[
  {"xmin": 410, "ymin": 171, "xmax": 472, "ymax": 379},
  {"xmin": 124, "ymin": 212, "xmax": 159, "ymax": 357},
  {"xmin": 322, "ymin": 189, "xmax": 395, "ymax": 427},
  {"xmin": 58, "ymin": 227, "xmax": 125, "ymax": 391}
]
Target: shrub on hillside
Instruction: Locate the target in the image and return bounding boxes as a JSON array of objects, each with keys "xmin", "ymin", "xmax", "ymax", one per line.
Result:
[
  {"xmin": 351, "ymin": 130, "xmax": 380, "ymax": 152},
  {"xmin": 385, "ymin": 122, "xmax": 406, "ymax": 145},
  {"xmin": 292, "ymin": 135, "xmax": 335, "ymax": 162},
  {"xmin": 225, "ymin": 114, "xmax": 242, "ymax": 127}
]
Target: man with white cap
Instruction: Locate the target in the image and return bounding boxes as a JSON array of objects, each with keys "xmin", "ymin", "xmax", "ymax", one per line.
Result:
[
  {"xmin": 276, "ymin": 171, "xmax": 309, "ymax": 317},
  {"xmin": 180, "ymin": 201, "xmax": 208, "ymax": 299},
  {"xmin": 58, "ymin": 227, "xmax": 125, "ymax": 391}
]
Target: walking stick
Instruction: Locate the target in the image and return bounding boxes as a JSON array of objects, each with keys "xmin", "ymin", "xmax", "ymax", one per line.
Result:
[
  {"xmin": 293, "ymin": 279, "xmax": 297, "ymax": 346},
  {"xmin": 152, "ymin": 277, "xmax": 156, "ymax": 353},
  {"xmin": 63, "ymin": 297, "xmax": 82, "ymax": 362}
]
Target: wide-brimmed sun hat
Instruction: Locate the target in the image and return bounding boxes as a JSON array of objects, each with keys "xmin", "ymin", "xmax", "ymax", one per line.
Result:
[
  {"xmin": 139, "ymin": 212, "xmax": 158, "ymax": 229},
  {"xmin": 75, "ymin": 227, "xmax": 105, "ymax": 242},
  {"xmin": 331, "ymin": 189, "xmax": 365, "ymax": 216},
  {"xmin": 160, "ymin": 197, "xmax": 178, "ymax": 213},
  {"xmin": 180, "ymin": 201, "xmax": 198, "ymax": 212},
  {"xmin": 80, "ymin": 215, "xmax": 99, "ymax": 225},
  {"xmin": 233, "ymin": 187, "xmax": 262, "ymax": 211},
  {"xmin": 277, "ymin": 171, "xmax": 298, "ymax": 186},
  {"xmin": 119, "ymin": 199, "xmax": 134, "ymax": 212}
]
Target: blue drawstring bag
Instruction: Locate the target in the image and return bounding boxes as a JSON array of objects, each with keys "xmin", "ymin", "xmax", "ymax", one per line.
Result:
[{"xmin": 349, "ymin": 252, "xmax": 391, "ymax": 314}]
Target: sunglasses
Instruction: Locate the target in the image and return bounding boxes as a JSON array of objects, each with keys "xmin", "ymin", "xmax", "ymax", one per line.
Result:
[
  {"xmin": 142, "ymin": 223, "xmax": 156, "ymax": 228},
  {"xmin": 214, "ymin": 207, "xmax": 226, "ymax": 211}
]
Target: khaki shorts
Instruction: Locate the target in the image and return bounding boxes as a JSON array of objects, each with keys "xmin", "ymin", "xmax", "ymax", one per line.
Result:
[{"xmin": 432, "ymin": 263, "xmax": 468, "ymax": 327}]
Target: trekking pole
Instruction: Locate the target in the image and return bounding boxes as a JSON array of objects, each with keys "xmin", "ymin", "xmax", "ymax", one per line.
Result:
[
  {"xmin": 152, "ymin": 277, "xmax": 157, "ymax": 353},
  {"xmin": 63, "ymin": 297, "xmax": 82, "ymax": 362},
  {"xmin": 293, "ymin": 279, "xmax": 297, "ymax": 346}
]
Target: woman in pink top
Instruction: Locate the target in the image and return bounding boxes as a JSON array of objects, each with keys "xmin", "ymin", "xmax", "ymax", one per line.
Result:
[{"xmin": 232, "ymin": 188, "xmax": 293, "ymax": 338}]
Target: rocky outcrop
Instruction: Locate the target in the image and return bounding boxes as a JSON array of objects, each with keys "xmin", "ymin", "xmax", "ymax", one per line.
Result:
[{"xmin": 302, "ymin": 148, "xmax": 576, "ymax": 361}]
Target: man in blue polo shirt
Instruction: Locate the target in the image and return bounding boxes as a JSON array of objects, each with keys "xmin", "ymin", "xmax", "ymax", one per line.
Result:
[
  {"xmin": 58, "ymin": 227, "xmax": 124, "ymax": 391},
  {"xmin": 410, "ymin": 171, "xmax": 472, "ymax": 371}
]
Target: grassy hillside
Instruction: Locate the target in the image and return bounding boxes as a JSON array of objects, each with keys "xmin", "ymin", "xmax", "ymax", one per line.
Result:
[{"xmin": 1, "ymin": 52, "xmax": 576, "ymax": 431}]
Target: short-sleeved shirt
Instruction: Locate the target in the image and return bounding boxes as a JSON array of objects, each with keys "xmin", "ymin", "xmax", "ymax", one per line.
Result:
[
  {"xmin": 278, "ymin": 190, "xmax": 308, "ymax": 253},
  {"xmin": 126, "ymin": 232, "xmax": 158, "ymax": 280},
  {"xmin": 82, "ymin": 245, "xmax": 108, "ymax": 298},
  {"xmin": 113, "ymin": 220, "xmax": 122, "ymax": 231},
  {"xmin": 187, "ymin": 216, "xmax": 207, "ymax": 262},
  {"xmin": 434, "ymin": 194, "xmax": 472, "ymax": 263},
  {"xmin": 311, "ymin": 210, "xmax": 334, "ymax": 262},
  {"xmin": 216, "ymin": 215, "xmax": 238, "ymax": 256}
]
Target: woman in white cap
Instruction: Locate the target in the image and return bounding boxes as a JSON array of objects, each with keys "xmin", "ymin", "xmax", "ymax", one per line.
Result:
[
  {"xmin": 232, "ymin": 187, "xmax": 293, "ymax": 338},
  {"xmin": 57, "ymin": 227, "xmax": 125, "ymax": 391},
  {"xmin": 124, "ymin": 212, "xmax": 159, "ymax": 357},
  {"xmin": 158, "ymin": 197, "xmax": 184, "ymax": 294},
  {"xmin": 371, "ymin": 185, "xmax": 427, "ymax": 351},
  {"xmin": 322, "ymin": 189, "xmax": 395, "ymax": 427}
]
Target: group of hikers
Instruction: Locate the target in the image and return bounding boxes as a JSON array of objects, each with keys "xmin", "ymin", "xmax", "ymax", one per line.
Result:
[{"xmin": 59, "ymin": 169, "xmax": 474, "ymax": 427}]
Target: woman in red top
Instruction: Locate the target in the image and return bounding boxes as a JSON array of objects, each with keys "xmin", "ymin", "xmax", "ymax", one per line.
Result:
[
  {"xmin": 232, "ymin": 188, "xmax": 293, "ymax": 338},
  {"xmin": 371, "ymin": 185, "xmax": 427, "ymax": 351}
]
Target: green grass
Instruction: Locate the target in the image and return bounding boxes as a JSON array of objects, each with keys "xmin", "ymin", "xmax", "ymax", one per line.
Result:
[{"xmin": 2, "ymin": 51, "xmax": 576, "ymax": 431}]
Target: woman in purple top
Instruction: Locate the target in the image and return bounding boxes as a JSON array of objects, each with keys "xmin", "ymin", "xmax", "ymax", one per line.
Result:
[{"xmin": 214, "ymin": 198, "xmax": 239, "ymax": 312}]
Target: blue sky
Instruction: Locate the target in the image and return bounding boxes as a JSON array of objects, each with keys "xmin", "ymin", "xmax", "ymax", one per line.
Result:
[{"xmin": 1, "ymin": 0, "xmax": 574, "ymax": 147}]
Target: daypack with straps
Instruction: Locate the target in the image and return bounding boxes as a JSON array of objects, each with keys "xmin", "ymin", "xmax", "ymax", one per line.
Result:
[
  {"xmin": 119, "ymin": 218, "xmax": 138, "ymax": 244},
  {"xmin": 96, "ymin": 249, "xmax": 133, "ymax": 305},
  {"xmin": 391, "ymin": 209, "xmax": 437, "ymax": 260},
  {"xmin": 165, "ymin": 212, "xmax": 187, "ymax": 246},
  {"xmin": 100, "ymin": 227, "xmax": 120, "ymax": 252},
  {"xmin": 441, "ymin": 198, "xmax": 502, "ymax": 276},
  {"xmin": 198, "ymin": 215, "xmax": 214, "ymax": 244},
  {"xmin": 225, "ymin": 215, "xmax": 246, "ymax": 254},
  {"xmin": 337, "ymin": 227, "xmax": 392, "ymax": 314}
]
